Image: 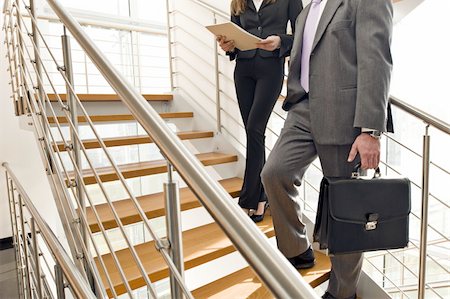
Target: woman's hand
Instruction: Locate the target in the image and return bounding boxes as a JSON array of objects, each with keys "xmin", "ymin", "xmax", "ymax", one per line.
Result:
[
  {"xmin": 216, "ymin": 35, "xmax": 235, "ymax": 52},
  {"xmin": 256, "ymin": 35, "xmax": 281, "ymax": 51}
]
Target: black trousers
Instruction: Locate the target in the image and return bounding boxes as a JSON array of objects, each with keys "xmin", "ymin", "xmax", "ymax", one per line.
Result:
[{"xmin": 234, "ymin": 55, "xmax": 284, "ymax": 210}]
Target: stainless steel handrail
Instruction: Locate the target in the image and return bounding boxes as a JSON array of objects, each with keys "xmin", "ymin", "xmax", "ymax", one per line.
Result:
[
  {"xmin": 389, "ymin": 96, "xmax": 450, "ymax": 135},
  {"xmin": 44, "ymin": 0, "xmax": 318, "ymax": 298},
  {"xmin": 2, "ymin": 162, "xmax": 97, "ymax": 299}
]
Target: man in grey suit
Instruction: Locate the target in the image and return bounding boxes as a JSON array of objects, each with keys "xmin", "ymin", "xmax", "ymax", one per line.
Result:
[{"xmin": 260, "ymin": 0, "xmax": 393, "ymax": 298}]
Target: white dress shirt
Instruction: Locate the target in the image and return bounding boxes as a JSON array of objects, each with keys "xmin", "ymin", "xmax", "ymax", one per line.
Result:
[
  {"xmin": 253, "ymin": 0, "xmax": 264, "ymax": 11},
  {"xmin": 317, "ymin": 0, "xmax": 329, "ymax": 23}
]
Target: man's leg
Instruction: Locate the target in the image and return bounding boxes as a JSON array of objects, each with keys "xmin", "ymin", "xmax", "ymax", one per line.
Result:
[
  {"xmin": 316, "ymin": 145, "xmax": 363, "ymax": 299},
  {"xmin": 261, "ymin": 100, "xmax": 317, "ymax": 257}
]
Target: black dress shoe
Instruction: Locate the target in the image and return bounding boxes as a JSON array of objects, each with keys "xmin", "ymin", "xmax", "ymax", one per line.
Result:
[
  {"xmin": 322, "ymin": 292, "xmax": 357, "ymax": 299},
  {"xmin": 249, "ymin": 201, "xmax": 269, "ymax": 223},
  {"xmin": 287, "ymin": 246, "xmax": 316, "ymax": 269}
]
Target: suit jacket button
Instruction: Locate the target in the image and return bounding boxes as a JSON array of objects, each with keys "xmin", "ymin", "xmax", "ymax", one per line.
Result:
[{"xmin": 257, "ymin": 26, "xmax": 262, "ymax": 31}]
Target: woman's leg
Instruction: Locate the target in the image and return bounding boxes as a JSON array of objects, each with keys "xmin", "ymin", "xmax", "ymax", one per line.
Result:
[
  {"xmin": 234, "ymin": 59, "xmax": 257, "ymax": 210},
  {"xmin": 238, "ymin": 56, "xmax": 284, "ymax": 210}
]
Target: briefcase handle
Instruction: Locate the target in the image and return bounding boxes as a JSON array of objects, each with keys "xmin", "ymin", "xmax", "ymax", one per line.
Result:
[{"xmin": 352, "ymin": 163, "xmax": 381, "ymax": 179}]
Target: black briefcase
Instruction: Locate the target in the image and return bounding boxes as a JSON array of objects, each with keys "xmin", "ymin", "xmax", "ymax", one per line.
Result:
[{"xmin": 313, "ymin": 165, "xmax": 411, "ymax": 255}]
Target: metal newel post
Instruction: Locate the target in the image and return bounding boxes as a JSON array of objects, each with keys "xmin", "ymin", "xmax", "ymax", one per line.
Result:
[
  {"xmin": 55, "ymin": 264, "xmax": 65, "ymax": 299},
  {"xmin": 61, "ymin": 27, "xmax": 87, "ymax": 247},
  {"xmin": 17, "ymin": 194, "xmax": 33, "ymax": 299},
  {"xmin": 418, "ymin": 125, "xmax": 430, "ymax": 299},
  {"xmin": 164, "ymin": 162, "xmax": 184, "ymax": 299},
  {"xmin": 213, "ymin": 13, "xmax": 222, "ymax": 133},
  {"xmin": 31, "ymin": 218, "xmax": 43, "ymax": 299}
]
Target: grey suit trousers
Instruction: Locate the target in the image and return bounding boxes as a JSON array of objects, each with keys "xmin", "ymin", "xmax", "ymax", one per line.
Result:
[{"xmin": 261, "ymin": 100, "xmax": 363, "ymax": 299}]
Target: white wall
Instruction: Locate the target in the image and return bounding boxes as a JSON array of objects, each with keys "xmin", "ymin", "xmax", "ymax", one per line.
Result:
[{"xmin": 0, "ymin": 16, "xmax": 58, "ymax": 239}]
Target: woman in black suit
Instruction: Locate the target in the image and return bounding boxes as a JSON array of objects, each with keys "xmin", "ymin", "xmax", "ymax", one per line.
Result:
[{"xmin": 217, "ymin": 0, "xmax": 302, "ymax": 222}]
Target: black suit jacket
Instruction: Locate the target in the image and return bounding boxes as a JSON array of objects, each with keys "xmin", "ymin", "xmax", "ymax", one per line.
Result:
[{"xmin": 228, "ymin": 0, "xmax": 303, "ymax": 60}]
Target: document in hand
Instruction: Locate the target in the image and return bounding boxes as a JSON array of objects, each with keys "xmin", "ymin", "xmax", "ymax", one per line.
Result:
[{"xmin": 206, "ymin": 22, "xmax": 262, "ymax": 51}]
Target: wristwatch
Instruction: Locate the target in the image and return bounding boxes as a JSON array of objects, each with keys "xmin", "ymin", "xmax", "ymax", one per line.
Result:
[{"xmin": 366, "ymin": 130, "xmax": 382, "ymax": 140}]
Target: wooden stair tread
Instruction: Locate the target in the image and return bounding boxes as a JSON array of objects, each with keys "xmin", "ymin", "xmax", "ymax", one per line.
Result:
[
  {"xmin": 54, "ymin": 131, "xmax": 214, "ymax": 151},
  {"xmin": 47, "ymin": 93, "xmax": 172, "ymax": 102},
  {"xmin": 96, "ymin": 216, "xmax": 275, "ymax": 296},
  {"xmin": 47, "ymin": 112, "xmax": 193, "ymax": 124},
  {"xmin": 87, "ymin": 177, "xmax": 243, "ymax": 233},
  {"xmin": 192, "ymin": 251, "xmax": 331, "ymax": 299},
  {"xmin": 67, "ymin": 152, "xmax": 238, "ymax": 185}
]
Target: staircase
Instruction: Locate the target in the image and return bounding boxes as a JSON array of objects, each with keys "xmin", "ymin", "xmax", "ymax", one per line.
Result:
[
  {"xmin": 48, "ymin": 93, "xmax": 331, "ymax": 297},
  {"xmin": 4, "ymin": 0, "xmax": 450, "ymax": 297}
]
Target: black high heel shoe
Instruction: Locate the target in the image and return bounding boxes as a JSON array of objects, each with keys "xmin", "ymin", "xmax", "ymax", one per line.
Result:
[{"xmin": 250, "ymin": 201, "xmax": 269, "ymax": 223}]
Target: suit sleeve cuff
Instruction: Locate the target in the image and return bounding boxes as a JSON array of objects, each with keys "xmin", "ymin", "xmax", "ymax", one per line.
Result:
[
  {"xmin": 277, "ymin": 34, "xmax": 294, "ymax": 58},
  {"xmin": 226, "ymin": 49, "xmax": 238, "ymax": 61}
]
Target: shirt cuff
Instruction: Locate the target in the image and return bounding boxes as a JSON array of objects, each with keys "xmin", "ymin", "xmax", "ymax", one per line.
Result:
[{"xmin": 361, "ymin": 128, "xmax": 376, "ymax": 133}]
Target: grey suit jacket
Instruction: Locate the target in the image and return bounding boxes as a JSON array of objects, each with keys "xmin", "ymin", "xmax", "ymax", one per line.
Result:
[{"xmin": 282, "ymin": 0, "xmax": 394, "ymax": 145}]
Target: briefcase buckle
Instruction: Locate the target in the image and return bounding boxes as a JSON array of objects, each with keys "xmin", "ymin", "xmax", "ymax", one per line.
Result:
[
  {"xmin": 365, "ymin": 213, "xmax": 379, "ymax": 231},
  {"xmin": 365, "ymin": 221, "xmax": 377, "ymax": 231}
]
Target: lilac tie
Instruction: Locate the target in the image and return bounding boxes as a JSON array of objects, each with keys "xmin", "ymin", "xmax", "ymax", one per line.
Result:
[{"xmin": 300, "ymin": 0, "xmax": 322, "ymax": 92}]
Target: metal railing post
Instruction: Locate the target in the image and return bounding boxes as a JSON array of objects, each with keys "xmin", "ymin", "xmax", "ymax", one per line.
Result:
[
  {"xmin": 55, "ymin": 264, "xmax": 65, "ymax": 299},
  {"xmin": 15, "ymin": 0, "xmax": 28, "ymax": 114},
  {"xmin": 418, "ymin": 125, "xmax": 430, "ymax": 299},
  {"xmin": 164, "ymin": 162, "xmax": 184, "ymax": 299},
  {"xmin": 3, "ymin": 11, "xmax": 19, "ymax": 116},
  {"xmin": 5, "ymin": 175, "xmax": 23, "ymax": 298},
  {"xmin": 17, "ymin": 194, "xmax": 33, "ymax": 299},
  {"xmin": 30, "ymin": 0, "xmax": 47, "ymax": 127},
  {"xmin": 31, "ymin": 218, "xmax": 43, "ymax": 299},
  {"xmin": 9, "ymin": 180, "xmax": 25, "ymax": 298},
  {"xmin": 213, "ymin": 13, "xmax": 221, "ymax": 133},
  {"xmin": 61, "ymin": 26, "xmax": 94, "ymax": 289},
  {"xmin": 9, "ymin": 3, "xmax": 24, "ymax": 115},
  {"xmin": 165, "ymin": 0, "xmax": 175, "ymax": 91}
]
